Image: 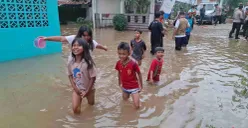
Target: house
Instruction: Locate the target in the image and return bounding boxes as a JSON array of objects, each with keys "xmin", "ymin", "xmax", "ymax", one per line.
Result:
[
  {"xmin": 0, "ymin": 0, "xmax": 61, "ymax": 62},
  {"xmin": 58, "ymin": 0, "xmax": 92, "ymax": 20},
  {"xmin": 93, "ymin": 0, "xmax": 155, "ymax": 30}
]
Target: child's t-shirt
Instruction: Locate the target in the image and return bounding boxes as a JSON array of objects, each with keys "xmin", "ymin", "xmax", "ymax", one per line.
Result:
[
  {"xmin": 67, "ymin": 59, "xmax": 97, "ymax": 91},
  {"xmin": 115, "ymin": 59, "xmax": 140, "ymax": 89},
  {"xmin": 186, "ymin": 18, "xmax": 193, "ymax": 34},
  {"xmin": 130, "ymin": 39, "xmax": 147, "ymax": 61},
  {"xmin": 147, "ymin": 58, "xmax": 163, "ymax": 82}
]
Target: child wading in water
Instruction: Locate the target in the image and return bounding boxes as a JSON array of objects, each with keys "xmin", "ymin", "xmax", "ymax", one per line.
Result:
[
  {"xmin": 147, "ymin": 47, "xmax": 164, "ymax": 84},
  {"xmin": 115, "ymin": 42, "xmax": 143, "ymax": 109},
  {"xmin": 130, "ymin": 29, "xmax": 147, "ymax": 66},
  {"xmin": 185, "ymin": 13, "xmax": 193, "ymax": 47},
  {"xmin": 67, "ymin": 38, "xmax": 97, "ymax": 114}
]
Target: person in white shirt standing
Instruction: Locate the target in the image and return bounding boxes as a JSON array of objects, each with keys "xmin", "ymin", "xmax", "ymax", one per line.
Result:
[
  {"xmin": 229, "ymin": 6, "xmax": 244, "ymax": 39},
  {"xmin": 214, "ymin": 4, "xmax": 222, "ymax": 26}
]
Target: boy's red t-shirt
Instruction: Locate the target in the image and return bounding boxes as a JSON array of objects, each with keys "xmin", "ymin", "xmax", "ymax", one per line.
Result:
[
  {"xmin": 147, "ymin": 58, "xmax": 163, "ymax": 82},
  {"xmin": 115, "ymin": 60, "xmax": 140, "ymax": 89}
]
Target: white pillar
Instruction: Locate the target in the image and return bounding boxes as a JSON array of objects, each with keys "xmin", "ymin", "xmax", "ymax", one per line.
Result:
[
  {"xmin": 149, "ymin": 0, "xmax": 155, "ymax": 24},
  {"xmin": 92, "ymin": 0, "xmax": 96, "ymax": 29},
  {"xmin": 120, "ymin": 0, "xmax": 124, "ymax": 14}
]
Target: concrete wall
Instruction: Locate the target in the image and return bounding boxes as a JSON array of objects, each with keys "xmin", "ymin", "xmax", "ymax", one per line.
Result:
[
  {"xmin": 0, "ymin": 0, "xmax": 61, "ymax": 62},
  {"xmin": 96, "ymin": 0, "xmax": 121, "ymax": 13}
]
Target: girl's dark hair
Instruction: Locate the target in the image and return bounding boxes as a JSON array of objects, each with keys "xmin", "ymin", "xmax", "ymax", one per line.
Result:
[
  {"xmin": 75, "ymin": 26, "xmax": 94, "ymax": 51},
  {"xmin": 71, "ymin": 38, "xmax": 95, "ymax": 69}
]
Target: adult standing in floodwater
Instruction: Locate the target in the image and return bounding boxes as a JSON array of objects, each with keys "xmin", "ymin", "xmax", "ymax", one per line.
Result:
[
  {"xmin": 229, "ymin": 6, "xmax": 244, "ymax": 40},
  {"xmin": 148, "ymin": 12, "xmax": 164, "ymax": 55},
  {"xmin": 199, "ymin": 4, "xmax": 206, "ymax": 25},
  {"xmin": 214, "ymin": 4, "xmax": 222, "ymax": 26}
]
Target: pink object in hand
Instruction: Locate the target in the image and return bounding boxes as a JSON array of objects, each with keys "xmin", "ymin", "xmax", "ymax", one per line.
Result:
[{"xmin": 34, "ymin": 37, "xmax": 46, "ymax": 49}]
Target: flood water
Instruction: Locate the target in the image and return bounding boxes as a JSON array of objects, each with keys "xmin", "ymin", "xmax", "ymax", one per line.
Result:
[{"xmin": 1, "ymin": 24, "xmax": 248, "ymax": 128}]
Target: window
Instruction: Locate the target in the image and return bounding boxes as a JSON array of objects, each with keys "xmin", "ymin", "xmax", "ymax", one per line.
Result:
[{"xmin": 0, "ymin": 0, "xmax": 49, "ymax": 28}]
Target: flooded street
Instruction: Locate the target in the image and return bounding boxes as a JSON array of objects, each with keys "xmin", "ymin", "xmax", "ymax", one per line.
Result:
[{"xmin": 1, "ymin": 24, "xmax": 248, "ymax": 128}]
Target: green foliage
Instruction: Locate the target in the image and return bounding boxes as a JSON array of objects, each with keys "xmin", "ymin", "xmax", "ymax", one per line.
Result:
[
  {"xmin": 76, "ymin": 17, "xmax": 93, "ymax": 29},
  {"xmin": 113, "ymin": 14, "xmax": 127, "ymax": 31},
  {"xmin": 206, "ymin": 124, "xmax": 216, "ymax": 128},
  {"xmin": 224, "ymin": 0, "xmax": 248, "ymax": 16},
  {"xmin": 172, "ymin": 1, "xmax": 191, "ymax": 18},
  {"xmin": 124, "ymin": 0, "xmax": 150, "ymax": 14}
]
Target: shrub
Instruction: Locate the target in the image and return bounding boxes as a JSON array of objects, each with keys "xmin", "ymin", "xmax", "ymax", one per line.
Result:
[
  {"xmin": 113, "ymin": 14, "xmax": 127, "ymax": 31},
  {"xmin": 76, "ymin": 17, "xmax": 93, "ymax": 28}
]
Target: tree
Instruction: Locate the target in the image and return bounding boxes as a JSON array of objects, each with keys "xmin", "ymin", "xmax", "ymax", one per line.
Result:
[{"xmin": 124, "ymin": 0, "xmax": 150, "ymax": 14}]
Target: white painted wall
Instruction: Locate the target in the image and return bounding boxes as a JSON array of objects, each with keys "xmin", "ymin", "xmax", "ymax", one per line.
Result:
[{"xmin": 96, "ymin": 0, "xmax": 121, "ymax": 14}]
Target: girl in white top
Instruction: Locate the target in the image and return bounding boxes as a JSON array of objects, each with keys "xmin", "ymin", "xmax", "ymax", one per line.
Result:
[{"xmin": 40, "ymin": 26, "xmax": 108, "ymax": 52}]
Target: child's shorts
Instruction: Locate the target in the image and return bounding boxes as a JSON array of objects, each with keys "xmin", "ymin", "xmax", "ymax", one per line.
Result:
[{"xmin": 122, "ymin": 88, "xmax": 140, "ymax": 94}]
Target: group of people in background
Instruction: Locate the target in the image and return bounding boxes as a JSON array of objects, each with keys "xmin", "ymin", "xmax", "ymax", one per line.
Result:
[
  {"xmin": 229, "ymin": 2, "xmax": 248, "ymax": 40},
  {"xmin": 149, "ymin": 9, "xmax": 193, "ymax": 51}
]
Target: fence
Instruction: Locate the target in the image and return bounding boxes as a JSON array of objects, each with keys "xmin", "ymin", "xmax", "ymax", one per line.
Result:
[{"xmin": 95, "ymin": 13, "xmax": 149, "ymax": 30}]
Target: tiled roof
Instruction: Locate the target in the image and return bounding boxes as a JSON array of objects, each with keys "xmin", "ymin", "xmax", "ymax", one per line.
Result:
[{"xmin": 58, "ymin": 0, "xmax": 87, "ymax": 5}]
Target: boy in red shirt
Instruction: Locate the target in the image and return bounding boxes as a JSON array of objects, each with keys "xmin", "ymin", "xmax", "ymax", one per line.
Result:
[
  {"xmin": 147, "ymin": 47, "xmax": 164, "ymax": 84},
  {"xmin": 115, "ymin": 42, "xmax": 143, "ymax": 109}
]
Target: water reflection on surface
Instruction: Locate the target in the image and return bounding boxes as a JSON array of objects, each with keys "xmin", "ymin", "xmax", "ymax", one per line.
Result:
[{"xmin": 1, "ymin": 24, "xmax": 248, "ymax": 128}]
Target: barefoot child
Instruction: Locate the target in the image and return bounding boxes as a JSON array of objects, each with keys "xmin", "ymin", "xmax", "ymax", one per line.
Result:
[
  {"xmin": 115, "ymin": 42, "xmax": 143, "ymax": 109},
  {"xmin": 67, "ymin": 38, "xmax": 97, "ymax": 114},
  {"xmin": 147, "ymin": 47, "xmax": 164, "ymax": 84},
  {"xmin": 130, "ymin": 29, "xmax": 147, "ymax": 66}
]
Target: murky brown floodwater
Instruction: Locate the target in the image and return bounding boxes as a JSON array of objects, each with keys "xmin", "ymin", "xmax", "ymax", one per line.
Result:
[{"xmin": 1, "ymin": 24, "xmax": 248, "ymax": 128}]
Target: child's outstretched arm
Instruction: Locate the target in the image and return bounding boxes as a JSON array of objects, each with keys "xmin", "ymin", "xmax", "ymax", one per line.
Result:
[
  {"xmin": 96, "ymin": 44, "xmax": 108, "ymax": 51},
  {"xmin": 40, "ymin": 36, "xmax": 69, "ymax": 44},
  {"xmin": 68, "ymin": 75, "xmax": 81, "ymax": 95}
]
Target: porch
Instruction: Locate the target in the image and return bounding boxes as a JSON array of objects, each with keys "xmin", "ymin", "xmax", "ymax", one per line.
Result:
[{"xmin": 92, "ymin": 0, "xmax": 155, "ymax": 31}]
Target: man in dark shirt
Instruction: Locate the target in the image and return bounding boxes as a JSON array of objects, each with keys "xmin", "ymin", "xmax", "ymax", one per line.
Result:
[
  {"xmin": 199, "ymin": 4, "xmax": 206, "ymax": 25},
  {"xmin": 148, "ymin": 12, "xmax": 164, "ymax": 55}
]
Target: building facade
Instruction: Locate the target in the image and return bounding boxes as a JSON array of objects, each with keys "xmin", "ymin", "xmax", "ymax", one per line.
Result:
[{"xmin": 0, "ymin": 0, "xmax": 61, "ymax": 62}]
